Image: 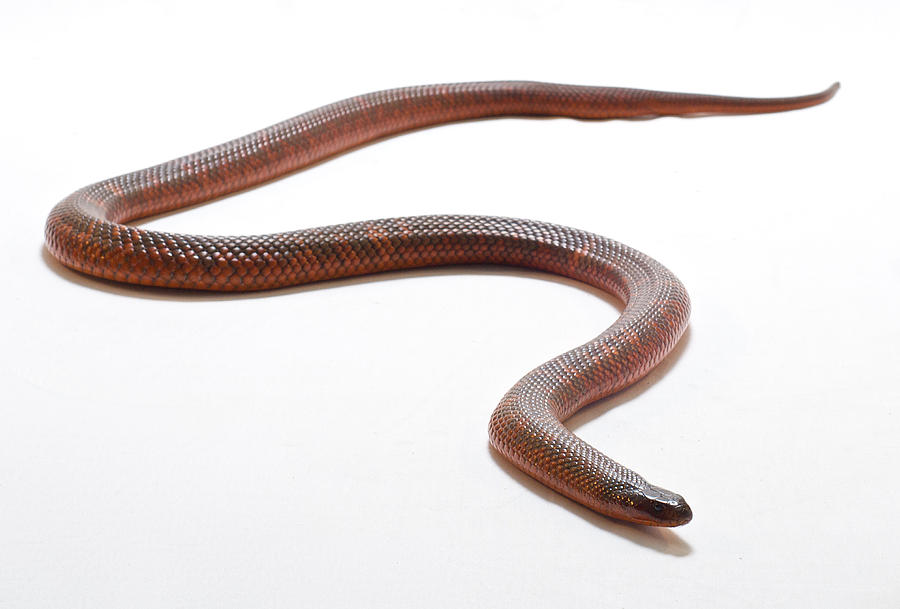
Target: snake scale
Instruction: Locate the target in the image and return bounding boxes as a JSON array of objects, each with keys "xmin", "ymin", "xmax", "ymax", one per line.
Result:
[{"xmin": 45, "ymin": 81, "xmax": 838, "ymax": 526}]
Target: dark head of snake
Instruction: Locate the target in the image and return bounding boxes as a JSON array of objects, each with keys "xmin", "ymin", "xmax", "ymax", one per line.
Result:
[{"xmin": 626, "ymin": 484, "xmax": 693, "ymax": 527}]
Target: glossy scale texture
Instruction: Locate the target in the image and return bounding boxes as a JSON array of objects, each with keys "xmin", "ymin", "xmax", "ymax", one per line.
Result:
[{"xmin": 45, "ymin": 81, "xmax": 838, "ymax": 525}]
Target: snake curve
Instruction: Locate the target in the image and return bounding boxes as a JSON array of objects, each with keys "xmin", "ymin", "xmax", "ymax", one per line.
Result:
[{"xmin": 45, "ymin": 81, "xmax": 838, "ymax": 526}]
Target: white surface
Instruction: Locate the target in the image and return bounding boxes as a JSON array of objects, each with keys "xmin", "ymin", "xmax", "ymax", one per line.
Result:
[{"xmin": 1, "ymin": 1, "xmax": 898, "ymax": 607}]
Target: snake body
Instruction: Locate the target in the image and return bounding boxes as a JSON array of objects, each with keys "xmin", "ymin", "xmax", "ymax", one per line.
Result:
[{"xmin": 45, "ymin": 81, "xmax": 837, "ymax": 526}]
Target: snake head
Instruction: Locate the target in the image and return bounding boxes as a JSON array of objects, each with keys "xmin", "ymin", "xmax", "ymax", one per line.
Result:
[{"xmin": 629, "ymin": 483, "xmax": 693, "ymax": 526}]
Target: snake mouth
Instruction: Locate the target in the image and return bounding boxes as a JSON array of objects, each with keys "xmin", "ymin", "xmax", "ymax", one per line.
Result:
[{"xmin": 625, "ymin": 502, "xmax": 692, "ymax": 527}]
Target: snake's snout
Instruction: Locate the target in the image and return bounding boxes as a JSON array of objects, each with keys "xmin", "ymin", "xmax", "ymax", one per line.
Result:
[{"xmin": 671, "ymin": 500, "xmax": 693, "ymax": 526}]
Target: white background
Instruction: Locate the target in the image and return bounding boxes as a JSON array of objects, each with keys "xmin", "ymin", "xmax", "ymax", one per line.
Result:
[{"xmin": 1, "ymin": 1, "xmax": 898, "ymax": 607}]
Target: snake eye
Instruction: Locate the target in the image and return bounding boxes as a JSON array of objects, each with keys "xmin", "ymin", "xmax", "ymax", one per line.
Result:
[{"xmin": 652, "ymin": 502, "xmax": 665, "ymax": 513}]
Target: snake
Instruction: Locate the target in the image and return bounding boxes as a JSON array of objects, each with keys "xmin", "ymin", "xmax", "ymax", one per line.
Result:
[{"xmin": 45, "ymin": 81, "xmax": 838, "ymax": 526}]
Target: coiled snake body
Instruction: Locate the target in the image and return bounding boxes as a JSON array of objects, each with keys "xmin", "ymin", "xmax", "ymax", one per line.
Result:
[{"xmin": 45, "ymin": 81, "xmax": 837, "ymax": 526}]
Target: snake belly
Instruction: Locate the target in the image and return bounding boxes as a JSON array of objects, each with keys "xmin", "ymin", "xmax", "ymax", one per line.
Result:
[{"xmin": 45, "ymin": 81, "xmax": 838, "ymax": 526}]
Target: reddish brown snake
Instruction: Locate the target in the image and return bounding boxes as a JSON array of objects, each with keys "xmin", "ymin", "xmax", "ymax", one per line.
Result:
[{"xmin": 45, "ymin": 81, "xmax": 838, "ymax": 526}]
